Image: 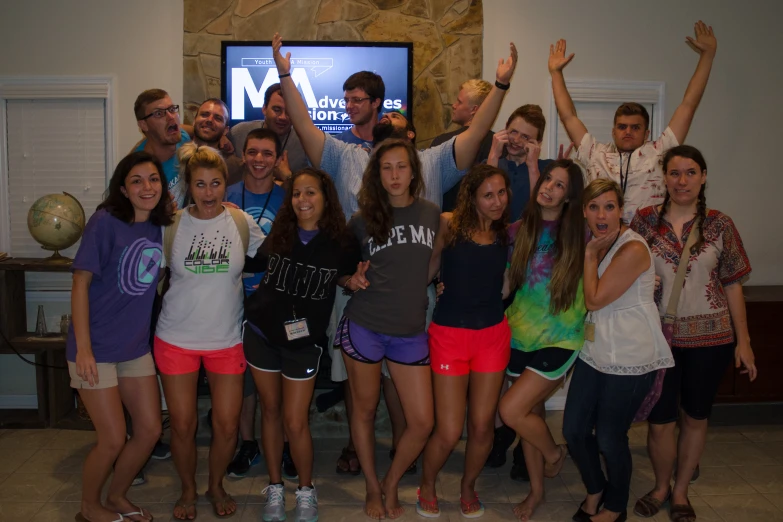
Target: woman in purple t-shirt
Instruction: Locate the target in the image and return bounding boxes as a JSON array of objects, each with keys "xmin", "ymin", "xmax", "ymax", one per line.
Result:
[{"xmin": 68, "ymin": 151, "xmax": 173, "ymax": 522}]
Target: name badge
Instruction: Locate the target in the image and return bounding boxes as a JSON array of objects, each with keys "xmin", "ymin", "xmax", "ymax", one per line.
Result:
[
  {"xmin": 284, "ymin": 318, "xmax": 310, "ymax": 341},
  {"xmin": 584, "ymin": 321, "xmax": 595, "ymax": 342}
]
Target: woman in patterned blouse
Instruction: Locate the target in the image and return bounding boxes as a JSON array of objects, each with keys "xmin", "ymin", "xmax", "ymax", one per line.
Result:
[{"xmin": 630, "ymin": 145, "xmax": 757, "ymax": 522}]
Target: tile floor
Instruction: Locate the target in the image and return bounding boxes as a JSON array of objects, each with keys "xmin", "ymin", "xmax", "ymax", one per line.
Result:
[{"xmin": 1, "ymin": 413, "xmax": 783, "ymax": 521}]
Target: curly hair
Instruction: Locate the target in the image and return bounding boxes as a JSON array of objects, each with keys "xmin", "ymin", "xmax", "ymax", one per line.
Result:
[
  {"xmin": 265, "ymin": 167, "xmax": 347, "ymax": 255},
  {"xmin": 448, "ymin": 164, "xmax": 510, "ymax": 247},
  {"xmin": 98, "ymin": 151, "xmax": 173, "ymax": 226},
  {"xmin": 659, "ymin": 145, "xmax": 707, "ymax": 254},
  {"xmin": 509, "ymin": 159, "xmax": 586, "ymax": 314},
  {"xmin": 358, "ymin": 139, "xmax": 424, "ymax": 243}
]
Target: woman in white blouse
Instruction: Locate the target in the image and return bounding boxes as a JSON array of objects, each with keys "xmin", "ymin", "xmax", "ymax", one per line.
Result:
[{"xmin": 562, "ymin": 179, "xmax": 673, "ymax": 522}]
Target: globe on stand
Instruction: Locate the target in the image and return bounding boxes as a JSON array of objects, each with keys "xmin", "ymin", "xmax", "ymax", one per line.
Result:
[{"xmin": 27, "ymin": 192, "xmax": 86, "ymax": 263}]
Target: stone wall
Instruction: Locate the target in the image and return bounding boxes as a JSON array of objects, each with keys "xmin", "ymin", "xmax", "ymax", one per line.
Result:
[{"xmin": 183, "ymin": 0, "xmax": 484, "ymax": 147}]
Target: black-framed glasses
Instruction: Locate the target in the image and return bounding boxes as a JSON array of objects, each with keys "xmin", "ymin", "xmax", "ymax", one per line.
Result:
[
  {"xmin": 343, "ymin": 97, "xmax": 371, "ymax": 105},
  {"xmin": 140, "ymin": 105, "xmax": 180, "ymax": 120}
]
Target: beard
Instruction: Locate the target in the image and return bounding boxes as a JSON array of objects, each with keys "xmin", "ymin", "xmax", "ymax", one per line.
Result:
[{"xmin": 372, "ymin": 120, "xmax": 410, "ymax": 144}]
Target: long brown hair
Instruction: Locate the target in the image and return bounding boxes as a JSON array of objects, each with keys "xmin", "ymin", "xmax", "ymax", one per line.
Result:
[
  {"xmin": 508, "ymin": 159, "xmax": 585, "ymax": 314},
  {"xmin": 357, "ymin": 139, "xmax": 424, "ymax": 243},
  {"xmin": 265, "ymin": 168, "xmax": 347, "ymax": 255},
  {"xmin": 448, "ymin": 164, "xmax": 510, "ymax": 246}
]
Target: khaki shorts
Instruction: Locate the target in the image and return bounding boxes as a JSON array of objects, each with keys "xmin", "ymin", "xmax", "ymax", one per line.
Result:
[{"xmin": 69, "ymin": 352, "xmax": 156, "ymax": 390}]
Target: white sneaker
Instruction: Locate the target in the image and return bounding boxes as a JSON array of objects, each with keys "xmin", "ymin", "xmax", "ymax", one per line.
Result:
[
  {"xmin": 262, "ymin": 483, "xmax": 286, "ymax": 521},
  {"xmin": 294, "ymin": 485, "xmax": 318, "ymax": 522}
]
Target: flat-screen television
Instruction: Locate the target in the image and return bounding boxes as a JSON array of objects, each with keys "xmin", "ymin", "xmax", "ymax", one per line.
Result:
[{"xmin": 222, "ymin": 41, "xmax": 414, "ymax": 134}]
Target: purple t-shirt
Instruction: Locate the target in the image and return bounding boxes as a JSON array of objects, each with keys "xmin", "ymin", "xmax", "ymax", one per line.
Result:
[
  {"xmin": 298, "ymin": 227, "xmax": 319, "ymax": 245},
  {"xmin": 66, "ymin": 209, "xmax": 163, "ymax": 363}
]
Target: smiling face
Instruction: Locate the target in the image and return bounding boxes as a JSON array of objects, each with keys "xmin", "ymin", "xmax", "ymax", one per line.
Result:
[
  {"xmin": 344, "ymin": 87, "xmax": 380, "ymax": 126},
  {"xmin": 263, "ymin": 91, "xmax": 291, "ymax": 136},
  {"xmin": 584, "ymin": 191, "xmax": 623, "ymax": 238},
  {"xmin": 193, "ymin": 101, "xmax": 228, "ymax": 144},
  {"xmin": 379, "ymin": 146, "xmax": 413, "ymax": 202},
  {"xmin": 189, "ymin": 167, "xmax": 226, "ymax": 218},
  {"xmin": 292, "ymin": 174, "xmax": 325, "ymax": 229},
  {"xmin": 474, "ymin": 174, "xmax": 508, "ymax": 223},
  {"xmin": 137, "ymin": 95, "xmax": 181, "ymax": 146},
  {"xmin": 664, "ymin": 155, "xmax": 706, "ymax": 207},
  {"xmin": 243, "ymin": 137, "xmax": 280, "ymax": 182},
  {"xmin": 536, "ymin": 167, "xmax": 570, "ymax": 218},
  {"xmin": 611, "ymin": 114, "xmax": 649, "ymax": 153},
  {"xmin": 121, "ymin": 162, "xmax": 163, "ymax": 220}
]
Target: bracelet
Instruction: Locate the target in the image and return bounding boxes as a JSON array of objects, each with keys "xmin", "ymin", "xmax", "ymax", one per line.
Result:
[
  {"xmin": 278, "ymin": 73, "xmax": 291, "ymax": 78},
  {"xmin": 495, "ymin": 80, "xmax": 510, "ymax": 91},
  {"xmin": 342, "ymin": 276, "xmax": 354, "ymax": 296}
]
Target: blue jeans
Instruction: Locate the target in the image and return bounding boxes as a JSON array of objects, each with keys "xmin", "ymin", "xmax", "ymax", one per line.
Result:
[{"xmin": 563, "ymin": 358, "xmax": 655, "ymax": 513}]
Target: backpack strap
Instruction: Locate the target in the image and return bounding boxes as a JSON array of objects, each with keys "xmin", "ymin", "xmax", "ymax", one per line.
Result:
[{"xmin": 226, "ymin": 207, "xmax": 250, "ymax": 255}]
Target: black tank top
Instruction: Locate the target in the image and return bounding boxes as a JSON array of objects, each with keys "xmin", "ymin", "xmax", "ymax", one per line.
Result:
[{"xmin": 432, "ymin": 236, "xmax": 507, "ymax": 329}]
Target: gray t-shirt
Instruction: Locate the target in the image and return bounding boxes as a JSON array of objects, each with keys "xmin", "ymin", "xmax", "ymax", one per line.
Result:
[
  {"xmin": 228, "ymin": 120, "xmax": 309, "ymax": 174},
  {"xmin": 320, "ymin": 133, "xmax": 465, "ymax": 219},
  {"xmin": 344, "ymin": 198, "xmax": 440, "ymax": 336}
]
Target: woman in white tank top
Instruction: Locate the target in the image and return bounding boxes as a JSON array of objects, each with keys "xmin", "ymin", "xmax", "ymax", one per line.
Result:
[{"xmin": 562, "ymin": 179, "xmax": 673, "ymax": 522}]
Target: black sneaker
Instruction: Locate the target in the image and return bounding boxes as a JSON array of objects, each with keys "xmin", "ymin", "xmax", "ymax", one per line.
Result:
[
  {"xmin": 227, "ymin": 440, "xmax": 261, "ymax": 478},
  {"xmin": 282, "ymin": 442, "xmax": 298, "ymax": 480},
  {"xmin": 484, "ymin": 425, "xmax": 516, "ymax": 468},
  {"xmin": 131, "ymin": 467, "xmax": 146, "ymax": 486},
  {"xmin": 150, "ymin": 440, "xmax": 171, "ymax": 460},
  {"xmin": 509, "ymin": 440, "xmax": 530, "ymax": 482}
]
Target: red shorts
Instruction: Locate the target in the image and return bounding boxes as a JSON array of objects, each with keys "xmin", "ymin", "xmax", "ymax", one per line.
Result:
[
  {"xmin": 428, "ymin": 317, "xmax": 511, "ymax": 376},
  {"xmin": 153, "ymin": 337, "xmax": 246, "ymax": 375}
]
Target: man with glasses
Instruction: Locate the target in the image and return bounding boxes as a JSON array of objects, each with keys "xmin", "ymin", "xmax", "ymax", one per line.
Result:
[
  {"xmin": 134, "ymin": 88, "xmax": 190, "ymax": 208},
  {"xmin": 548, "ymin": 20, "xmax": 718, "ymax": 223},
  {"xmin": 191, "ymin": 98, "xmax": 244, "ymax": 185},
  {"xmin": 335, "ymin": 71, "xmax": 384, "ymax": 149},
  {"xmin": 229, "ymin": 83, "xmax": 308, "ymax": 181}
]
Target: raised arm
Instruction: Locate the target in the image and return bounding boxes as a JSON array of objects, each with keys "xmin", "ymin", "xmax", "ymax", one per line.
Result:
[
  {"xmin": 668, "ymin": 21, "xmax": 717, "ymax": 144},
  {"xmin": 548, "ymin": 39, "xmax": 588, "ymax": 147},
  {"xmin": 454, "ymin": 43, "xmax": 518, "ymax": 170},
  {"xmin": 272, "ymin": 33, "xmax": 325, "ymax": 168}
]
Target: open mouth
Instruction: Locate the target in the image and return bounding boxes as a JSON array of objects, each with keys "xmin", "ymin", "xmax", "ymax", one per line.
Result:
[
  {"xmin": 596, "ymin": 223, "xmax": 609, "ymax": 232},
  {"xmin": 539, "ymin": 192, "xmax": 552, "ymax": 202},
  {"xmin": 167, "ymin": 123, "xmax": 179, "ymax": 135}
]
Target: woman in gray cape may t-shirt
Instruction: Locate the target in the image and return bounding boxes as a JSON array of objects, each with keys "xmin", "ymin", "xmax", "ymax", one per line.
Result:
[{"xmin": 334, "ymin": 139, "xmax": 440, "ymax": 519}]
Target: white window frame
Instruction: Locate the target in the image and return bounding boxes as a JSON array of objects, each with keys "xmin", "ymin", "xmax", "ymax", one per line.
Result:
[
  {"xmin": 546, "ymin": 78, "xmax": 666, "ymax": 158},
  {"xmin": 0, "ymin": 75, "xmax": 117, "ymax": 253}
]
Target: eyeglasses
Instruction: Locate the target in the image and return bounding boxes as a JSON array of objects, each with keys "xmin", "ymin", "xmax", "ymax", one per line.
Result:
[
  {"xmin": 140, "ymin": 105, "xmax": 180, "ymax": 120},
  {"xmin": 343, "ymin": 97, "xmax": 371, "ymax": 105}
]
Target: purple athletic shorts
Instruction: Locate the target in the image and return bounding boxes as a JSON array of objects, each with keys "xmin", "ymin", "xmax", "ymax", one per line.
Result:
[{"xmin": 335, "ymin": 315, "xmax": 430, "ymax": 366}]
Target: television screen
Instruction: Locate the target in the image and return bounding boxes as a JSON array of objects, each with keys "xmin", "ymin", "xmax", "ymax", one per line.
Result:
[{"xmin": 222, "ymin": 41, "xmax": 414, "ymax": 134}]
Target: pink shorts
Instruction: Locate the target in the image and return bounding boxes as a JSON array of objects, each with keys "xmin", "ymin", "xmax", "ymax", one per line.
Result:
[
  {"xmin": 153, "ymin": 337, "xmax": 246, "ymax": 375},
  {"xmin": 428, "ymin": 317, "xmax": 511, "ymax": 376}
]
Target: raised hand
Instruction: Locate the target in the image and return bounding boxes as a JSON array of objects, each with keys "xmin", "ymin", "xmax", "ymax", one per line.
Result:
[
  {"xmin": 496, "ymin": 42, "xmax": 518, "ymax": 85},
  {"xmin": 272, "ymin": 33, "xmax": 292, "ymax": 76},
  {"xmin": 348, "ymin": 261, "xmax": 371, "ymax": 291},
  {"xmin": 557, "ymin": 142, "xmax": 574, "ymax": 160},
  {"xmin": 524, "ymin": 139, "xmax": 541, "ymax": 166},
  {"xmin": 686, "ymin": 20, "xmax": 717, "ymax": 57},
  {"xmin": 548, "ymin": 39, "xmax": 575, "ymax": 74},
  {"xmin": 276, "ymin": 150, "xmax": 291, "ymax": 180},
  {"xmin": 489, "ymin": 129, "xmax": 509, "ymax": 160}
]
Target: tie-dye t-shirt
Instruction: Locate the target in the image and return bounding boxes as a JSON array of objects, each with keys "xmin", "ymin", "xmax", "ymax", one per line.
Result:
[{"xmin": 505, "ymin": 219, "xmax": 586, "ymax": 353}]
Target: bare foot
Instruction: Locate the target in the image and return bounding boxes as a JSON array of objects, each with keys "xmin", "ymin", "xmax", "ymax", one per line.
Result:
[
  {"xmin": 206, "ymin": 487, "xmax": 237, "ymax": 517},
  {"xmin": 79, "ymin": 501, "xmax": 127, "ymax": 522},
  {"xmin": 105, "ymin": 496, "xmax": 152, "ymax": 521},
  {"xmin": 380, "ymin": 477, "xmax": 404, "ymax": 519},
  {"xmin": 590, "ymin": 508, "xmax": 624, "ymax": 522},
  {"xmin": 543, "ymin": 444, "xmax": 567, "ymax": 478},
  {"xmin": 365, "ymin": 490, "xmax": 386, "ymax": 520},
  {"xmin": 512, "ymin": 491, "xmax": 543, "ymax": 521},
  {"xmin": 172, "ymin": 492, "xmax": 198, "ymax": 521}
]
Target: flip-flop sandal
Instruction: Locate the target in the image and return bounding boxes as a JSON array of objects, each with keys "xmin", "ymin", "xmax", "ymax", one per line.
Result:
[
  {"xmin": 75, "ymin": 514, "xmax": 124, "ymax": 522},
  {"xmin": 121, "ymin": 510, "xmax": 153, "ymax": 522},
  {"xmin": 459, "ymin": 492, "xmax": 485, "ymax": 519},
  {"xmin": 206, "ymin": 492, "xmax": 237, "ymax": 519},
  {"xmin": 415, "ymin": 487, "xmax": 441, "ymax": 518},
  {"xmin": 172, "ymin": 496, "xmax": 198, "ymax": 521},
  {"xmin": 633, "ymin": 488, "xmax": 670, "ymax": 517},
  {"xmin": 336, "ymin": 446, "xmax": 361, "ymax": 475},
  {"xmin": 670, "ymin": 500, "xmax": 696, "ymax": 522}
]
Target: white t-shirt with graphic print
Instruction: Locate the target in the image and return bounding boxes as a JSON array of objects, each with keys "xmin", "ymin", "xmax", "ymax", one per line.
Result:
[{"xmin": 156, "ymin": 207, "xmax": 265, "ymax": 350}]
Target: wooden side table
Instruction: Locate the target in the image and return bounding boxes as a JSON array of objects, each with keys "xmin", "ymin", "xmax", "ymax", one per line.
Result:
[{"xmin": 0, "ymin": 257, "xmax": 74, "ymax": 428}]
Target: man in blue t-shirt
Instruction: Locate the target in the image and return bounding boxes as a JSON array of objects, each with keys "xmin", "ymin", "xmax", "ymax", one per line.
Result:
[
  {"xmin": 334, "ymin": 71, "xmax": 384, "ymax": 149},
  {"xmin": 133, "ymin": 88, "xmax": 190, "ymax": 208}
]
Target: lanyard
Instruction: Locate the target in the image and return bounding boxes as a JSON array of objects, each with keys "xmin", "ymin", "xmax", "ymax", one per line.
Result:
[
  {"xmin": 241, "ymin": 183, "xmax": 273, "ymax": 226},
  {"xmin": 619, "ymin": 152, "xmax": 632, "ymax": 194}
]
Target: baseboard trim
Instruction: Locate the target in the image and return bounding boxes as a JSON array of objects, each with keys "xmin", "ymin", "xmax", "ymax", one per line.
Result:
[{"xmin": 0, "ymin": 394, "xmax": 38, "ymax": 409}]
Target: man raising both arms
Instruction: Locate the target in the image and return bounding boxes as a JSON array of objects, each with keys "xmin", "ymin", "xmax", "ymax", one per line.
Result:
[{"xmin": 549, "ymin": 20, "xmax": 717, "ymax": 223}]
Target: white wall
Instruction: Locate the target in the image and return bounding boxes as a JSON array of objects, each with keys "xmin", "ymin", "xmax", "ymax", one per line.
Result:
[
  {"xmin": 0, "ymin": 0, "xmax": 183, "ymax": 399},
  {"xmin": 484, "ymin": 0, "xmax": 783, "ymax": 286}
]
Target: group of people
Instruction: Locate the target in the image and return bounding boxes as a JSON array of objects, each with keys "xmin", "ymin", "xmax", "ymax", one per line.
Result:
[{"xmin": 65, "ymin": 22, "xmax": 757, "ymax": 522}]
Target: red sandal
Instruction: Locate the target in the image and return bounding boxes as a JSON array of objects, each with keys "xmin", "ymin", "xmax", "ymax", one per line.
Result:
[
  {"xmin": 416, "ymin": 487, "xmax": 441, "ymax": 518},
  {"xmin": 460, "ymin": 491, "xmax": 485, "ymax": 519}
]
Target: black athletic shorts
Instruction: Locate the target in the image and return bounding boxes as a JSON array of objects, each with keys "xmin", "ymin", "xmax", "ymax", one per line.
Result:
[
  {"xmin": 243, "ymin": 325, "xmax": 323, "ymax": 381},
  {"xmin": 506, "ymin": 347, "xmax": 579, "ymax": 380}
]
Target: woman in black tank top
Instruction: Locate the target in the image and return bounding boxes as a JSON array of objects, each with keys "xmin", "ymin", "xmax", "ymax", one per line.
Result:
[{"xmin": 417, "ymin": 165, "xmax": 513, "ymax": 518}]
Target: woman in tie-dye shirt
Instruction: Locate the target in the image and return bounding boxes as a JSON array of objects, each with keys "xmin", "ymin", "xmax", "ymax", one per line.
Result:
[{"xmin": 496, "ymin": 159, "xmax": 586, "ymax": 521}]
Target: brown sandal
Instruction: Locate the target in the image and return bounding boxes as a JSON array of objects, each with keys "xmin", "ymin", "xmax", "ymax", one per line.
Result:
[
  {"xmin": 633, "ymin": 488, "xmax": 671, "ymax": 518},
  {"xmin": 336, "ymin": 446, "xmax": 361, "ymax": 475},
  {"xmin": 670, "ymin": 499, "xmax": 696, "ymax": 522}
]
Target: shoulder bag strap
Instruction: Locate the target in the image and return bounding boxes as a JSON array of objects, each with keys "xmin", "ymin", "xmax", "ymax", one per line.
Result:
[{"xmin": 663, "ymin": 218, "xmax": 701, "ymax": 323}]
